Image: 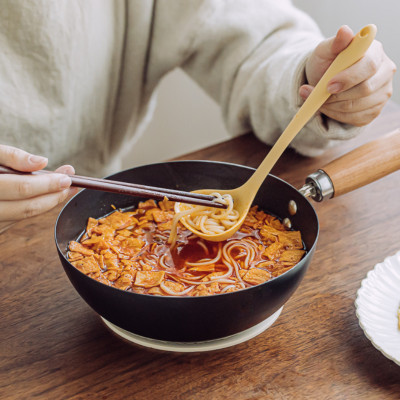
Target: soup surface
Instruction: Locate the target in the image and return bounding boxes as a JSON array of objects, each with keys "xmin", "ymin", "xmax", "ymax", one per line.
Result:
[{"xmin": 67, "ymin": 199, "xmax": 306, "ymax": 296}]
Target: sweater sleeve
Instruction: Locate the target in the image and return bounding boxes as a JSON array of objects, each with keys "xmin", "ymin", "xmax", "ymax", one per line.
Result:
[{"xmin": 146, "ymin": 0, "xmax": 361, "ymax": 157}]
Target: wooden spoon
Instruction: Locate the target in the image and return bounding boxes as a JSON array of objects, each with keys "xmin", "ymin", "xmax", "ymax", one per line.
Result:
[{"xmin": 177, "ymin": 25, "xmax": 377, "ymax": 241}]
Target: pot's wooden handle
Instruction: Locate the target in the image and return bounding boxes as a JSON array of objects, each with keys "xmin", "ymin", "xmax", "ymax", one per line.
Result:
[{"xmin": 321, "ymin": 128, "xmax": 400, "ymax": 197}]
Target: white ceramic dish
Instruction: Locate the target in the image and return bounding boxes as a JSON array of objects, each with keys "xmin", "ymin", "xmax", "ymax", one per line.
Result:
[
  {"xmin": 355, "ymin": 251, "xmax": 400, "ymax": 366},
  {"xmin": 102, "ymin": 307, "xmax": 283, "ymax": 352}
]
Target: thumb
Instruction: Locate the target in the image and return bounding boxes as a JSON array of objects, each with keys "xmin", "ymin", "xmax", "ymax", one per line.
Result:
[
  {"xmin": 327, "ymin": 25, "xmax": 354, "ymax": 59},
  {"xmin": 305, "ymin": 25, "xmax": 355, "ymax": 86}
]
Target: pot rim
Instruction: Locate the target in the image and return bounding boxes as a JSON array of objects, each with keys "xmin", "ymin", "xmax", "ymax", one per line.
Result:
[{"xmin": 55, "ymin": 160, "xmax": 320, "ymax": 300}]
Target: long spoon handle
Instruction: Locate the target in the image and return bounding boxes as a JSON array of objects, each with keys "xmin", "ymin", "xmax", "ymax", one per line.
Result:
[{"xmin": 244, "ymin": 24, "xmax": 377, "ymax": 192}]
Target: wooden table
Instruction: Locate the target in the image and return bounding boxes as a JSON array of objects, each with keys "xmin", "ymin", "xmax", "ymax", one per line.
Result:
[{"xmin": 1, "ymin": 103, "xmax": 400, "ymax": 399}]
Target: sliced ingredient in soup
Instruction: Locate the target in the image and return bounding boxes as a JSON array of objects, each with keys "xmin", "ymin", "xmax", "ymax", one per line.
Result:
[{"xmin": 67, "ymin": 198, "xmax": 306, "ymax": 296}]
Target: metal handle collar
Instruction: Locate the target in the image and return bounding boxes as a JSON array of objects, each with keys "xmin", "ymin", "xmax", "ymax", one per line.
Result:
[{"xmin": 299, "ymin": 170, "xmax": 334, "ymax": 202}]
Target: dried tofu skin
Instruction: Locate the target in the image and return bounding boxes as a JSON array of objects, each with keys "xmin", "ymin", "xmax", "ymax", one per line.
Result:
[
  {"xmin": 68, "ymin": 202, "xmax": 306, "ymax": 296},
  {"xmin": 243, "ymin": 268, "xmax": 272, "ymax": 285}
]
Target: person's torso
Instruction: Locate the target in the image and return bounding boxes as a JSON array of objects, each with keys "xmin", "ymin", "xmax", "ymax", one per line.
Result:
[{"xmin": 0, "ymin": 0, "xmax": 155, "ymax": 176}]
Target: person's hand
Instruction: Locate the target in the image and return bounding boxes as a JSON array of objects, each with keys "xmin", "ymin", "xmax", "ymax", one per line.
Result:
[
  {"xmin": 300, "ymin": 25, "xmax": 397, "ymax": 126},
  {"xmin": 0, "ymin": 145, "xmax": 76, "ymax": 233}
]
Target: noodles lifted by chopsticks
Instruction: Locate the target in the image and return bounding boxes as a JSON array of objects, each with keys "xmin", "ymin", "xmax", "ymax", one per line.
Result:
[
  {"xmin": 168, "ymin": 193, "xmax": 239, "ymax": 247},
  {"xmin": 67, "ymin": 198, "xmax": 306, "ymax": 297}
]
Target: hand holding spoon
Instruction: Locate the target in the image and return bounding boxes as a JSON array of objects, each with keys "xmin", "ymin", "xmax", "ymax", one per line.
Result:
[{"xmin": 176, "ymin": 25, "xmax": 377, "ymax": 241}]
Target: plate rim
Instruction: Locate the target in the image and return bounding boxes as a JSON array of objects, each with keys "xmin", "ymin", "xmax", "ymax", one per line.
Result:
[{"xmin": 355, "ymin": 250, "xmax": 400, "ymax": 366}]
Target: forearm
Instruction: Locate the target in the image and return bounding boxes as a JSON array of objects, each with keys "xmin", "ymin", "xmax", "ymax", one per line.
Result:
[{"xmin": 147, "ymin": 0, "xmax": 361, "ymax": 156}]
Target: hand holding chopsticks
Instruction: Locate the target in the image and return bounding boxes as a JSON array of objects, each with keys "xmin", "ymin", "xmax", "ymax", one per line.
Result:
[{"xmin": 0, "ymin": 165, "xmax": 227, "ymax": 209}]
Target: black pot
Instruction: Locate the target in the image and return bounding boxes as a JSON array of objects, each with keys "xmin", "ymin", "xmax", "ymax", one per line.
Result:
[{"xmin": 55, "ymin": 161, "xmax": 319, "ymax": 342}]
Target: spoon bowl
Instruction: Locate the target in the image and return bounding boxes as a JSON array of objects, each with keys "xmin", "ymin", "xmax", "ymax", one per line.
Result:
[
  {"xmin": 176, "ymin": 186, "xmax": 251, "ymax": 241},
  {"xmin": 177, "ymin": 24, "xmax": 377, "ymax": 242}
]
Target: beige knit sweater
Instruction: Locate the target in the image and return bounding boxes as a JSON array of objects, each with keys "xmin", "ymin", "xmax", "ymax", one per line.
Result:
[{"xmin": 0, "ymin": 0, "xmax": 359, "ymax": 176}]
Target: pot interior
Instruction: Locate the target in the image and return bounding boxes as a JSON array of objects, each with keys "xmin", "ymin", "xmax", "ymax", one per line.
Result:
[{"xmin": 55, "ymin": 161, "xmax": 319, "ymax": 341}]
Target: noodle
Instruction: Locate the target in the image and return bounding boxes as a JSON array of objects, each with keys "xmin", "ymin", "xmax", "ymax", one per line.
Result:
[
  {"xmin": 159, "ymin": 282, "xmax": 195, "ymax": 296},
  {"xmin": 220, "ymin": 284, "xmax": 237, "ymax": 293},
  {"xmin": 68, "ymin": 198, "xmax": 306, "ymax": 297},
  {"xmin": 168, "ymin": 193, "xmax": 240, "ymax": 246},
  {"xmin": 186, "ymin": 245, "xmax": 222, "ymax": 266}
]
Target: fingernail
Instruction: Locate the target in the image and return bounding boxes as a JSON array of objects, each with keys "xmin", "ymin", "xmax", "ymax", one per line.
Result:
[
  {"xmin": 327, "ymin": 82, "xmax": 344, "ymax": 94},
  {"xmin": 59, "ymin": 176, "xmax": 71, "ymax": 189},
  {"xmin": 29, "ymin": 155, "xmax": 48, "ymax": 165},
  {"xmin": 299, "ymin": 86, "xmax": 312, "ymax": 99}
]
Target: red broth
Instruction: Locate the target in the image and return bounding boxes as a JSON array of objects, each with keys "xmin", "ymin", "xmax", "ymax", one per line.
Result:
[{"xmin": 67, "ymin": 198, "xmax": 305, "ymax": 296}]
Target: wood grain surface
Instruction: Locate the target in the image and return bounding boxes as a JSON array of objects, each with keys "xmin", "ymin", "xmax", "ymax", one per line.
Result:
[{"xmin": 1, "ymin": 103, "xmax": 400, "ymax": 399}]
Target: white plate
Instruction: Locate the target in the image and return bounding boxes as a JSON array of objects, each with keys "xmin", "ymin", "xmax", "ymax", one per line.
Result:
[
  {"xmin": 102, "ymin": 307, "xmax": 283, "ymax": 352},
  {"xmin": 355, "ymin": 251, "xmax": 400, "ymax": 366}
]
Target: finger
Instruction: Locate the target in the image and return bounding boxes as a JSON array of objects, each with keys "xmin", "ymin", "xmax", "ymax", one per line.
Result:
[
  {"xmin": 325, "ymin": 54, "xmax": 396, "ymax": 102},
  {"xmin": 314, "ymin": 26, "xmax": 354, "ymax": 64},
  {"xmin": 330, "ymin": 25, "xmax": 354, "ymax": 56},
  {"xmin": 327, "ymin": 41, "xmax": 383, "ymax": 94},
  {"xmin": 55, "ymin": 164, "xmax": 75, "ymax": 175},
  {"xmin": 302, "ymin": 51, "xmax": 394, "ymax": 105},
  {"xmin": 314, "ymin": 25, "xmax": 354, "ymax": 66},
  {"xmin": 320, "ymin": 103, "xmax": 384, "ymax": 127},
  {"xmin": 0, "ymin": 188, "xmax": 71, "ymax": 221},
  {"xmin": 301, "ymin": 46, "xmax": 386, "ymax": 101},
  {"xmin": 56, "ymin": 165, "xmax": 76, "ymax": 195},
  {"xmin": 0, "ymin": 173, "xmax": 72, "ymax": 200},
  {"xmin": 68, "ymin": 187, "xmax": 80, "ymax": 196},
  {"xmin": 306, "ymin": 26, "xmax": 355, "ymax": 87},
  {"xmin": 0, "ymin": 144, "xmax": 48, "ymax": 172},
  {"xmin": 322, "ymin": 81, "xmax": 392, "ymax": 114},
  {"xmin": 299, "ymin": 84, "xmax": 313, "ymax": 100}
]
